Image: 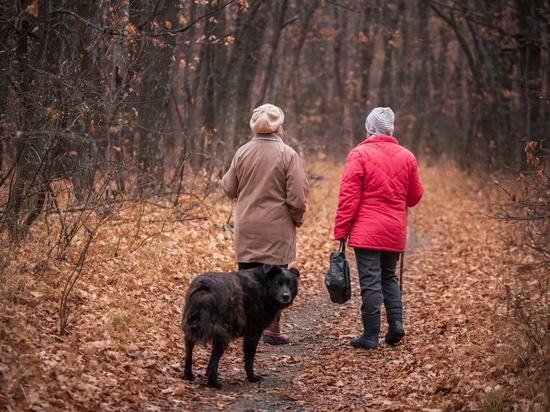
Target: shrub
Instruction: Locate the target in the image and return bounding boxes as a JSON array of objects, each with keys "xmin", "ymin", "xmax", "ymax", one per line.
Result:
[{"xmin": 495, "ymin": 140, "xmax": 550, "ymax": 408}]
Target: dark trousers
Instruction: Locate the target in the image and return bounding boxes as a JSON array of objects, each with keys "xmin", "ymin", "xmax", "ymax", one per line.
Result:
[
  {"xmin": 238, "ymin": 262, "xmax": 288, "ymax": 270},
  {"xmin": 354, "ymin": 249, "xmax": 401, "ymax": 316}
]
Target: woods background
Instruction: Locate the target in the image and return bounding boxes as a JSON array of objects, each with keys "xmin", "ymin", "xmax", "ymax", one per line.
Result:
[{"xmin": 1, "ymin": 0, "xmax": 549, "ymax": 242}]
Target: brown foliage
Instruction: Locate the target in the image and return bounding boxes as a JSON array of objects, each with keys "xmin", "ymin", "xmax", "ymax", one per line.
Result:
[{"xmin": 0, "ymin": 160, "xmax": 546, "ymax": 411}]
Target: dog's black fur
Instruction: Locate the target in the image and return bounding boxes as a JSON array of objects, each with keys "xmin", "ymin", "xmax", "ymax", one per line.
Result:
[{"xmin": 181, "ymin": 264, "xmax": 299, "ymax": 388}]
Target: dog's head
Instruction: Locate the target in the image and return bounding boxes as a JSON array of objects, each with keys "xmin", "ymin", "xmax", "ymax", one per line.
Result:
[{"xmin": 263, "ymin": 264, "xmax": 300, "ymax": 308}]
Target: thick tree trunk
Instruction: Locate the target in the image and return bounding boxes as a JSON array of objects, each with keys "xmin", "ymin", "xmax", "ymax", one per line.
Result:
[
  {"xmin": 5, "ymin": 0, "xmax": 42, "ymax": 241},
  {"xmin": 216, "ymin": 0, "xmax": 268, "ymax": 165},
  {"xmin": 232, "ymin": 10, "xmax": 269, "ymax": 150},
  {"xmin": 133, "ymin": 0, "xmax": 178, "ymax": 196},
  {"xmin": 256, "ymin": 0, "xmax": 288, "ymax": 105},
  {"xmin": 286, "ymin": 0, "xmax": 320, "ymax": 143}
]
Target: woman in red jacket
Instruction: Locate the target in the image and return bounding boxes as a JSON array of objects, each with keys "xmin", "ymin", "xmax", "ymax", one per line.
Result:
[{"xmin": 334, "ymin": 107, "xmax": 424, "ymax": 349}]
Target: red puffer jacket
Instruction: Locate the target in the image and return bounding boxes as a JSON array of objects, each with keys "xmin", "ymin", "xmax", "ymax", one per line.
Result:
[{"xmin": 334, "ymin": 135, "xmax": 424, "ymax": 252}]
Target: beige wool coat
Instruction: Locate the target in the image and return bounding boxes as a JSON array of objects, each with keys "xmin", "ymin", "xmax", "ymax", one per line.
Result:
[{"xmin": 221, "ymin": 134, "xmax": 309, "ymax": 265}]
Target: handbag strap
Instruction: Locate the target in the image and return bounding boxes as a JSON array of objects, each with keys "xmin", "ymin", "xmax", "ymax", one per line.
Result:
[{"xmin": 339, "ymin": 239, "xmax": 346, "ymax": 254}]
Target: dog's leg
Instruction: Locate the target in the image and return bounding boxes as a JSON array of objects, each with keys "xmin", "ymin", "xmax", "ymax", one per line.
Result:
[
  {"xmin": 183, "ymin": 337, "xmax": 195, "ymax": 381},
  {"xmin": 243, "ymin": 335, "xmax": 263, "ymax": 382},
  {"xmin": 206, "ymin": 338, "xmax": 228, "ymax": 388}
]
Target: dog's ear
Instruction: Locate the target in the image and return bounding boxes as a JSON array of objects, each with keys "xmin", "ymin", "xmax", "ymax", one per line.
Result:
[
  {"xmin": 262, "ymin": 264, "xmax": 281, "ymax": 277},
  {"xmin": 289, "ymin": 267, "xmax": 300, "ymax": 278}
]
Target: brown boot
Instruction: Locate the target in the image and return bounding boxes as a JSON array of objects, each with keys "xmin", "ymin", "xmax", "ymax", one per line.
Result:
[{"xmin": 262, "ymin": 318, "xmax": 290, "ymax": 345}]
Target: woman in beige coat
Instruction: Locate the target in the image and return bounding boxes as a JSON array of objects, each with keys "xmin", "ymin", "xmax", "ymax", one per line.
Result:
[{"xmin": 221, "ymin": 103, "xmax": 309, "ymax": 344}]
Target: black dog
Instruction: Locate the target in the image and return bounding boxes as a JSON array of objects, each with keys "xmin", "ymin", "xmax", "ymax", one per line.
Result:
[{"xmin": 181, "ymin": 264, "xmax": 299, "ymax": 388}]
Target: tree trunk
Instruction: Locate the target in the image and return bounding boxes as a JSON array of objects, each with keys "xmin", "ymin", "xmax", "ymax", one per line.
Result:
[
  {"xmin": 5, "ymin": 0, "xmax": 43, "ymax": 241},
  {"xmin": 216, "ymin": 0, "xmax": 268, "ymax": 165},
  {"xmin": 286, "ymin": 0, "xmax": 320, "ymax": 143},
  {"xmin": 256, "ymin": 0, "xmax": 288, "ymax": 105},
  {"xmin": 133, "ymin": 0, "xmax": 178, "ymax": 197},
  {"xmin": 202, "ymin": 2, "xmax": 226, "ymax": 178},
  {"xmin": 355, "ymin": 0, "xmax": 376, "ymax": 146}
]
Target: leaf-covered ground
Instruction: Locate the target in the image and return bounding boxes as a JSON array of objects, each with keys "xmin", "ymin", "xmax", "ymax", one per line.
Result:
[{"xmin": 0, "ymin": 160, "xmax": 537, "ymax": 411}]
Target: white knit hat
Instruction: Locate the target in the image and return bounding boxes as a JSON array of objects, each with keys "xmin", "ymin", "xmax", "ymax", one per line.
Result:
[
  {"xmin": 365, "ymin": 107, "xmax": 394, "ymax": 136},
  {"xmin": 250, "ymin": 103, "xmax": 284, "ymax": 134}
]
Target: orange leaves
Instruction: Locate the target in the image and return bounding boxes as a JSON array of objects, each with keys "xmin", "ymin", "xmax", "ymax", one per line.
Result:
[
  {"xmin": 0, "ymin": 159, "xmax": 534, "ymax": 410},
  {"xmin": 237, "ymin": 0, "xmax": 250, "ymax": 10},
  {"xmin": 358, "ymin": 31, "xmax": 369, "ymax": 44},
  {"xmin": 525, "ymin": 140, "xmax": 540, "ymax": 167},
  {"xmin": 26, "ymin": 0, "xmax": 39, "ymax": 17},
  {"xmin": 123, "ymin": 23, "xmax": 136, "ymax": 37}
]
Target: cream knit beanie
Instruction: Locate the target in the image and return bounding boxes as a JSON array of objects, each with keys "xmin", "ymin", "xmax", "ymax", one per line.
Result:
[{"xmin": 250, "ymin": 103, "xmax": 285, "ymax": 134}]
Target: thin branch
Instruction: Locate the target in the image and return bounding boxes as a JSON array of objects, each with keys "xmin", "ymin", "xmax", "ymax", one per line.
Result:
[
  {"xmin": 282, "ymin": 14, "xmax": 301, "ymax": 28},
  {"xmin": 51, "ymin": 0, "xmax": 238, "ymax": 38},
  {"xmin": 325, "ymin": 0, "xmax": 360, "ymax": 14}
]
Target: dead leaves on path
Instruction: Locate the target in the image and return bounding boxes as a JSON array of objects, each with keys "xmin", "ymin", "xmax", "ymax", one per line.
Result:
[{"xmin": 0, "ymin": 162, "xmax": 542, "ymax": 411}]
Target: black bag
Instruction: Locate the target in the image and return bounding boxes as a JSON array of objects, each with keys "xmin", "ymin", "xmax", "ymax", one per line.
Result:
[{"xmin": 324, "ymin": 240, "xmax": 352, "ymax": 304}]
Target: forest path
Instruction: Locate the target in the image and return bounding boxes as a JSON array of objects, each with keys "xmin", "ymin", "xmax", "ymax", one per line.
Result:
[
  {"xmin": 0, "ymin": 164, "xmax": 513, "ymax": 412},
  {"xmin": 176, "ymin": 166, "xmax": 510, "ymax": 412}
]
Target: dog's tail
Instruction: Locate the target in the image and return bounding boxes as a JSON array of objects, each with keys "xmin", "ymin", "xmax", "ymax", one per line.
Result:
[{"xmin": 182, "ymin": 284, "xmax": 217, "ymax": 343}]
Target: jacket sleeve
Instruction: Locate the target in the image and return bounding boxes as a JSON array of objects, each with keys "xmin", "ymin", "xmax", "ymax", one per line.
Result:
[
  {"xmin": 221, "ymin": 156, "xmax": 239, "ymax": 200},
  {"xmin": 285, "ymin": 153, "xmax": 309, "ymax": 227},
  {"xmin": 406, "ymin": 157, "xmax": 424, "ymax": 208},
  {"xmin": 334, "ymin": 153, "xmax": 363, "ymax": 240}
]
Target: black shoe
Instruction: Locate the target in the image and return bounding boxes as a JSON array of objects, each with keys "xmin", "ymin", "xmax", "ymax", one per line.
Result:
[
  {"xmin": 350, "ymin": 334, "xmax": 378, "ymax": 349},
  {"xmin": 351, "ymin": 312, "xmax": 381, "ymax": 349},
  {"xmin": 385, "ymin": 321, "xmax": 405, "ymax": 345}
]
